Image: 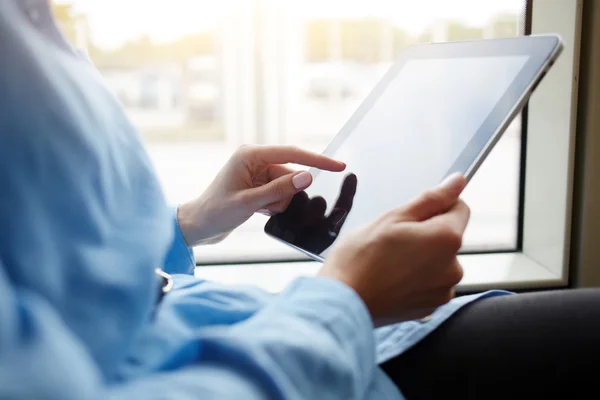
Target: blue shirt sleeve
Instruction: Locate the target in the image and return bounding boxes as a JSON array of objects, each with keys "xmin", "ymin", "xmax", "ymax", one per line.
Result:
[
  {"xmin": 162, "ymin": 206, "xmax": 196, "ymax": 275},
  {"xmin": 0, "ymin": 258, "xmax": 377, "ymax": 399}
]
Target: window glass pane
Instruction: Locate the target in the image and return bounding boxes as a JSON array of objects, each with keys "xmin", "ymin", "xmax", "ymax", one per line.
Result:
[{"xmin": 53, "ymin": 0, "xmax": 526, "ymax": 263}]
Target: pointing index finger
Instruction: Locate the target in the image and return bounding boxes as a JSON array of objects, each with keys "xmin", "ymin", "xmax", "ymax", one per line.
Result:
[{"xmin": 251, "ymin": 145, "xmax": 346, "ymax": 172}]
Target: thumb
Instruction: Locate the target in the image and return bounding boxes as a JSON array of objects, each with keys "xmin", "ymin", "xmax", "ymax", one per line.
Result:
[
  {"xmin": 400, "ymin": 173, "xmax": 467, "ymax": 222},
  {"xmin": 244, "ymin": 171, "xmax": 313, "ymax": 210}
]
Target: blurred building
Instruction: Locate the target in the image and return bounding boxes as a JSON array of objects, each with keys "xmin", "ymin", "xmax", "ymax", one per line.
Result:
[{"xmin": 53, "ymin": 1, "xmax": 520, "ymax": 145}]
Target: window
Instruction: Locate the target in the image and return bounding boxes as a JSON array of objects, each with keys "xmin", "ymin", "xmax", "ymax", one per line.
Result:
[{"xmin": 52, "ymin": 0, "xmax": 581, "ymax": 291}]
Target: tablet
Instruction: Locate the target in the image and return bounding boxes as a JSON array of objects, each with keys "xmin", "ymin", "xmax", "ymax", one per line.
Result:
[{"xmin": 264, "ymin": 35, "xmax": 563, "ymax": 261}]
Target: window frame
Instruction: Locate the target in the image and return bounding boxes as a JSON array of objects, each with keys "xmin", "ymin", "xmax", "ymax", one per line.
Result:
[{"xmin": 194, "ymin": 0, "xmax": 583, "ymax": 293}]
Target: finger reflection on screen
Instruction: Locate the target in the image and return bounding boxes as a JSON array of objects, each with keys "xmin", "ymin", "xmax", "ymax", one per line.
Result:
[{"xmin": 265, "ymin": 173, "xmax": 358, "ymax": 255}]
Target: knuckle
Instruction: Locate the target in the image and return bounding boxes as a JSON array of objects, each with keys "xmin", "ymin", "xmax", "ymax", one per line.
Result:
[
  {"xmin": 438, "ymin": 224, "xmax": 463, "ymax": 251},
  {"xmin": 381, "ymin": 209, "xmax": 399, "ymax": 223},
  {"xmin": 269, "ymin": 182, "xmax": 288, "ymax": 200},
  {"xmin": 387, "ymin": 207, "xmax": 412, "ymax": 224},
  {"xmin": 459, "ymin": 199, "xmax": 471, "ymax": 215},
  {"xmin": 447, "ymin": 262, "xmax": 464, "ymax": 286},
  {"xmin": 377, "ymin": 224, "xmax": 399, "ymax": 245},
  {"xmin": 420, "ymin": 189, "xmax": 443, "ymax": 207},
  {"xmin": 236, "ymin": 144, "xmax": 256, "ymax": 157},
  {"xmin": 457, "ymin": 199, "xmax": 471, "ymax": 220},
  {"xmin": 236, "ymin": 143, "xmax": 252, "ymax": 152}
]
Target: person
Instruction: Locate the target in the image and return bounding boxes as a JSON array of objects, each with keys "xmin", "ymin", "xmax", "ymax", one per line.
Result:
[{"xmin": 1, "ymin": 1, "xmax": 598, "ymax": 399}]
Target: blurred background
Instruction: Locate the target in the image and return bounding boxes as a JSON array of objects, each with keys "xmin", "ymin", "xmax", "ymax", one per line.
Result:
[{"xmin": 51, "ymin": 0, "xmax": 527, "ymax": 263}]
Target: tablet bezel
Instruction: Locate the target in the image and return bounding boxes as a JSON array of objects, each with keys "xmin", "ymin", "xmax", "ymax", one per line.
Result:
[{"xmin": 265, "ymin": 35, "xmax": 563, "ymax": 262}]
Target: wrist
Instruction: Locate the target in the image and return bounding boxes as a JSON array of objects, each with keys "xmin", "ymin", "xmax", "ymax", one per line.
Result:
[
  {"xmin": 176, "ymin": 201, "xmax": 200, "ymax": 247},
  {"xmin": 177, "ymin": 199, "xmax": 231, "ymax": 246}
]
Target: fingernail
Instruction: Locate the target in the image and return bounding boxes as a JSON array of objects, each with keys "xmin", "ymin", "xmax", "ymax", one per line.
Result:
[
  {"xmin": 257, "ymin": 209, "xmax": 272, "ymax": 216},
  {"xmin": 439, "ymin": 173, "xmax": 464, "ymax": 190},
  {"xmin": 293, "ymin": 171, "xmax": 312, "ymax": 189}
]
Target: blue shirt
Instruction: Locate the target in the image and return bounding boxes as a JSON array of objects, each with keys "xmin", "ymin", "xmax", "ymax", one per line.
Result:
[{"xmin": 0, "ymin": 1, "xmax": 510, "ymax": 398}]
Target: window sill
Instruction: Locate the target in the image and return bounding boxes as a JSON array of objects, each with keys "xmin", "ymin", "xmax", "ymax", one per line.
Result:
[{"xmin": 194, "ymin": 251, "xmax": 567, "ymax": 294}]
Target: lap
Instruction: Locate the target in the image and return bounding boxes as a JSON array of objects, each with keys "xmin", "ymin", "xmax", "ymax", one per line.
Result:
[{"xmin": 381, "ymin": 288, "xmax": 600, "ymax": 399}]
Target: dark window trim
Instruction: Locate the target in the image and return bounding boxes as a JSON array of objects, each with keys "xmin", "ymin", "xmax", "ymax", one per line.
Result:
[{"xmin": 516, "ymin": 0, "xmax": 534, "ymax": 251}]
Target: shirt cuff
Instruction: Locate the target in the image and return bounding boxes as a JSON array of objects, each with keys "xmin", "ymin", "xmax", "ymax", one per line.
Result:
[{"xmin": 162, "ymin": 206, "xmax": 195, "ymax": 275}]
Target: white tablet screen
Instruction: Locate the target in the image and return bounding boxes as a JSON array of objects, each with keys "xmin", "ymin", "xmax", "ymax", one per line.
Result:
[{"xmin": 266, "ymin": 54, "xmax": 531, "ymax": 258}]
